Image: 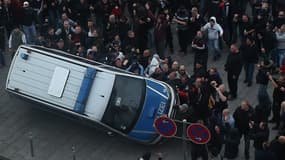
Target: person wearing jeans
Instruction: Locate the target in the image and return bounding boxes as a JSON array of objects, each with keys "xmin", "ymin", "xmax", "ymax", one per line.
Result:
[
  {"xmin": 241, "ymin": 36, "xmax": 259, "ymax": 86},
  {"xmin": 202, "ymin": 16, "xmax": 223, "ymax": 61},
  {"xmin": 21, "ymin": 1, "xmax": 37, "ymax": 44},
  {"xmin": 173, "ymin": 6, "xmax": 189, "ymax": 55},
  {"xmin": 276, "ymin": 24, "xmax": 285, "ymax": 67}
]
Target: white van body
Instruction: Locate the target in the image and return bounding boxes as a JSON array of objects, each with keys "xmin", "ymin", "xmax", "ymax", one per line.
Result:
[
  {"xmin": 6, "ymin": 45, "xmax": 115, "ymax": 120},
  {"xmin": 6, "ymin": 45, "xmax": 177, "ymax": 144}
]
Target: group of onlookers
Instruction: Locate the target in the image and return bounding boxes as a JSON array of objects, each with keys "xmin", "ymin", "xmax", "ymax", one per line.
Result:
[{"xmin": 1, "ymin": 0, "xmax": 285, "ymax": 160}]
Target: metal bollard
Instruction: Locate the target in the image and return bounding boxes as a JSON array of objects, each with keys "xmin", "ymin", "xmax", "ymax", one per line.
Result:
[
  {"xmin": 72, "ymin": 146, "xmax": 76, "ymax": 160},
  {"xmin": 29, "ymin": 132, "xmax": 34, "ymax": 157},
  {"xmin": 182, "ymin": 119, "xmax": 187, "ymax": 160}
]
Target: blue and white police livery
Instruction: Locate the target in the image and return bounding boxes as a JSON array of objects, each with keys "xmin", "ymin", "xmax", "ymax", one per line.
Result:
[{"xmin": 6, "ymin": 45, "xmax": 177, "ymax": 144}]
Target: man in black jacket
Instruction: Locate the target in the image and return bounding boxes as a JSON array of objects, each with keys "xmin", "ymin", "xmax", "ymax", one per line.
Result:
[
  {"xmin": 233, "ymin": 100, "xmax": 255, "ymax": 160},
  {"xmin": 21, "ymin": 1, "xmax": 37, "ymax": 44},
  {"xmin": 268, "ymin": 73, "xmax": 285, "ymax": 129},
  {"xmin": 241, "ymin": 36, "xmax": 259, "ymax": 87},
  {"xmin": 189, "ymin": 77, "xmax": 211, "ymax": 121},
  {"xmin": 224, "ymin": 44, "xmax": 243, "ymax": 99},
  {"xmin": 267, "ymin": 135, "xmax": 285, "ymax": 160},
  {"xmin": 249, "ymin": 121, "xmax": 270, "ymax": 160}
]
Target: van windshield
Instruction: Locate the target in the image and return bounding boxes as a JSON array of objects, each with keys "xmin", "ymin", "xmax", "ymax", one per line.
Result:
[{"xmin": 101, "ymin": 75, "xmax": 145, "ymax": 133}]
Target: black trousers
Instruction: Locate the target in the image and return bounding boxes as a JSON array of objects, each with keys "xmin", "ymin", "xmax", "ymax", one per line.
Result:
[
  {"xmin": 239, "ymin": 131, "xmax": 250, "ymax": 158},
  {"xmin": 0, "ymin": 49, "xmax": 5, "ymax": 66},
  {"xmin": 178, "ymin": 29, "xmax": 189, "ymax": 53},
  {"xmin": 166, "ymin": 25, "xmax": 173, "ymax": 52},
  {"xmin": 272, "ymin": 100, "xmax": 281, "ymax": 126},
  {"xmin": 191, "ymin": 144, "xmax": 208, "ymax": 160},
  {"xmin": 0, "ymin": 27, "xmax": 5, "ymax": 50},
  {"xmin": 193, "ymin": 52, "xmax": 208, "ymax": 70},
  {"xmin": 227, "ymin": 73, "xmax": 239, "ymax": 97}
]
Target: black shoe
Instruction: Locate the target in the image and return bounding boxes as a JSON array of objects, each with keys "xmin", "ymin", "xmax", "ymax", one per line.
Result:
[
  {"xmin": 228, "ymin": 94, "xmax": 237, "ymax": 101},
  {"xmin": 243, "ymin": 80, "xmax": 247, "ymax": 83},
  {"xmin": 272, "ymin": 125, "xmax": 279, "ymax": 130},
  {"xmin": 245, "ymin": 154, "xmax": 249, "ymax": 160},
  {"xmin": 247, "ymin": 82, "xmax": 252, "ymax": 87}
]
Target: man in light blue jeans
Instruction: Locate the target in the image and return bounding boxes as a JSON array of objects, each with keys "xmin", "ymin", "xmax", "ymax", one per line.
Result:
[
  {"xmin": 21, "ymin": 1, "xmax": 37, "ymax": 44},
  {"xmin": 202, "ymin": 16, "xmax": 223, "ymax": 61},
  {"xmin": 22, "ymin": 24, "xmax": 37, "ymax": 44},
  {"xmin": 276, "ymin": 25, "xmax": 285, "ymax": 66}
]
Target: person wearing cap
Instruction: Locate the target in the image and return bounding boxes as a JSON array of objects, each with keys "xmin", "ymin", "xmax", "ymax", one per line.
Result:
[
  {"xmin": 21, "ymin": 1, "xmax": 37, "ymax": 44},
  {"xmin": 201, "ymin": 16, "xmax": 223, "ymax": 61}
]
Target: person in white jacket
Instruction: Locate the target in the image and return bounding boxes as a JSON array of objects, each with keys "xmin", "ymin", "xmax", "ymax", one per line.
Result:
[
  {"xmin": 8, "ymin": 25, "xmax": 27, "ymax": 57},
  {"xmin": 202, "ymin": 16, "xmax": 223, "ymax": 61}
]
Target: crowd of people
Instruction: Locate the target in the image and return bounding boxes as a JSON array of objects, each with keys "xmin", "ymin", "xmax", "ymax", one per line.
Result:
[{"xmin": 1, "ymin": 0, "xmax": 285, "ymax": 160}]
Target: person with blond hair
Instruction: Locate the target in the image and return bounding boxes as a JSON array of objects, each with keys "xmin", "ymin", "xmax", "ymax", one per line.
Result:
[{"xmin": 222, "ymin": 108, "xmax": 235, "ymax": 129}]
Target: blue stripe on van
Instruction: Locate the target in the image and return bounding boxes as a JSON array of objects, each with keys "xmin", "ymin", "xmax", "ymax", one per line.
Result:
[
  {"xmin": 128, "ymin": 80, "xmax": 169, "ymax": 142},
  {"xmin": 74, "ymin": 68, "xmax": 97, "ymax": 114}
]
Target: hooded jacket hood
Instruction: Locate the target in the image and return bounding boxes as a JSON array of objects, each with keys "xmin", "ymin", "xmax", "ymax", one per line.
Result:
[
  {"xmin": 202, "ymin": 16, "xmax": 223, "ymax": 40},
  {"xmin": 209, "ymin": 16, "xmax": 217, "ymax": 23}
]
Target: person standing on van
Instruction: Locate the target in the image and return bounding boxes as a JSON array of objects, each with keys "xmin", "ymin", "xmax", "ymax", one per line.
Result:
[
  {"xmin": 8, "ymin": 25, "xmax": 27, "ymax": 57},
  {"xmin": 21, "ymin": 1, "xmax": 37, "ymax": 44},
  {"xmin": 201, "ymin": 16, "xmax": 223, "ymax": 61}
]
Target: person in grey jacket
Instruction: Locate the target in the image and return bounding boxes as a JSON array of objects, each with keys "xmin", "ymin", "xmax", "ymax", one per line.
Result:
[
  {"xmin": 276, "ymin": 24, "xmax": 285, "ymax": 67},
  {"xmin": 202, "ymin": 16, "xmax": 223, "ymax": 61}
]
